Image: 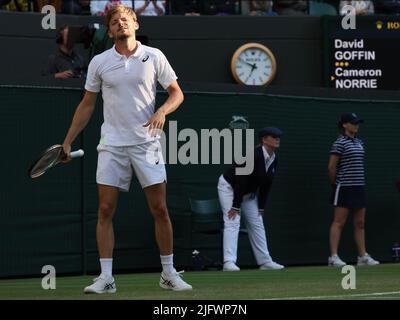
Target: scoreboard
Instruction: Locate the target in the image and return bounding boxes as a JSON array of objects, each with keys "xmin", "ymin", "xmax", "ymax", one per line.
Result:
[{"xmin": 323, "ymin": 16, "xmax": 400, "ymax": 90}]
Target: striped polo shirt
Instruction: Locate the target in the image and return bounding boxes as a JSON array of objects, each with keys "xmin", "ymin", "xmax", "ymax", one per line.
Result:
[{"xmin": 330, "ymin": 135, "xmax": 365, "ymax": 186}]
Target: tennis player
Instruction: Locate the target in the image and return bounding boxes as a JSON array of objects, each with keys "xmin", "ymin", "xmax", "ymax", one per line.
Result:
[{"xmin": 62, "ymin": 4, "xmax": 192, "ymax": 293}]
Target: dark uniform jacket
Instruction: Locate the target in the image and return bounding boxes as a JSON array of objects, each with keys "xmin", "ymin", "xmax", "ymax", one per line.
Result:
[{"xmin": 223, "ymin": 145, "xmax": 278, "ymax": 210}]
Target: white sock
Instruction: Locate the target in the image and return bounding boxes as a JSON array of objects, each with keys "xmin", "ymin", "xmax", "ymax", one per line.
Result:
[
  {"xmin": 100, "ymin": 258, "xmax": 113, "ymax": 277},
  {"xmin": 160, "ymin": 254, "xmax": 174, "ymax": 274}
]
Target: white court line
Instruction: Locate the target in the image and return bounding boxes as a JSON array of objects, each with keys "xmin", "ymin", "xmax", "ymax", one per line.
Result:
[{"xmin": 264, "ymin": 291, "xmax": 400, "ymax": 300}]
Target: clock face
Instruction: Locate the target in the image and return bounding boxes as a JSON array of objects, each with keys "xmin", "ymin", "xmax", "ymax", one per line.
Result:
[{"xmin": 231, "ymin": 43, "xmax": 277, "ymax": 86}]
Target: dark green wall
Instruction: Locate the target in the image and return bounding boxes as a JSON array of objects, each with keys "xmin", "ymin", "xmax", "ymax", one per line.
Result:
[
  {"xmin": 1, "ymin": 86, "xmax": 399, "ymax": 277},
  {"xmin": 0, "ymin": 12, "xmax": 321, "ymax": 87}
]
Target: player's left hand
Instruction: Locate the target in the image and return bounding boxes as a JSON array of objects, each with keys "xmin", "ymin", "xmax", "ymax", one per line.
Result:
[{"xmin": 143, "ymin": 109, "xmax": 166, "ymax": 137}]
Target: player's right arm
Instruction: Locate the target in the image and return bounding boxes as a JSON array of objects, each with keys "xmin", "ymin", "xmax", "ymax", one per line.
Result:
[
  {"xmin": 62, "ymin": 90, "xmax": 98, "ymax": 156},
  {"xmin": 63, "ymin": 53, "xmax": 101, "ymax": 156},
  {"xmin": 328, "ymin": 154, "xmax": 340, "ymax": 185}
]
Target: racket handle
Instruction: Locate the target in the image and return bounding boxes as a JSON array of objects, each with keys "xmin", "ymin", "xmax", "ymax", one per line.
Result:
[{"xmin": 70, "ymin": 149, "xmax": 84, "ymax": 159}]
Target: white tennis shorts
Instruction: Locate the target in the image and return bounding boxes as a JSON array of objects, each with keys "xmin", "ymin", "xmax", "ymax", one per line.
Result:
[{"xmin": 96, "ymin": 140, "xmax": 166, "ymax": 191}]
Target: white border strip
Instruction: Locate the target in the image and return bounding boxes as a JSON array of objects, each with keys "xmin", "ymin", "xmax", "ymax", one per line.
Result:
[
  {"xmin": 264, "ymin": 291, "xmax": 400, "ymax": 300},
  {"xmin": 333, "ymin": 183, "xmax": 341, "ymax": 206}
]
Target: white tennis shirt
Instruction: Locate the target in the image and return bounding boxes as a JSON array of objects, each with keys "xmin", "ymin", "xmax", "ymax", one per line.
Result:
[{"xmin": 85, "ymin": 41, "xmax": 177, "ymax": 146}]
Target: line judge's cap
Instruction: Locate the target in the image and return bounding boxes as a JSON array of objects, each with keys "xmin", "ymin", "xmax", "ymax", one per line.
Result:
[
  {"xmin": 258, "ymin": 127, "xmax": 283, "ymax": 139},
  {"xmin": 339, "ymin": 112, "xmax": 364, "ymax": 125}
]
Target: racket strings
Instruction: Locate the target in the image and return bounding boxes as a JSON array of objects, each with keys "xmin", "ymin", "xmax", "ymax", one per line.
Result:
[{"xmin": 30, "ymin": 148, "xmax": 63, "ymax": 177}]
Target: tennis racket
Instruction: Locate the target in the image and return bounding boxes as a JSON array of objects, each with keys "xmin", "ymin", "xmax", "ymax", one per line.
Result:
[{"xmin": 29, "ymin": 144, "xmax": 84, "ymax": 179}]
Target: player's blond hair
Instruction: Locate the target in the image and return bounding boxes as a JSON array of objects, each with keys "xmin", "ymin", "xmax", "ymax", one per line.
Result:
[{"xmin": 105, "ymin": 5, "xmax": 137, "ymax": 29}]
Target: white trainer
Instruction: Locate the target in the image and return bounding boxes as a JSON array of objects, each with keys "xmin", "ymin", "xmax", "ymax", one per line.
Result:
[
  {"xmin": 259, "ymin": 261, "xmax": 285, "ymax": 270},
  {"xmin": 357, "ymin": 253, "xmax": 380, "ymax": 266},
  {"xmin": 159, "ymin": 270, "xmax": 193, "ymax": 291},
  {"xmin": 84, "ymin": 275, "xmax": 116, "ymax": 294},
  {"xmin": 328, "ymin": 255, "xmax": 346, "ymax": 267},
  {"xmin": 223, "ymin": 262, "xmax": 240, "ymax": 271}
]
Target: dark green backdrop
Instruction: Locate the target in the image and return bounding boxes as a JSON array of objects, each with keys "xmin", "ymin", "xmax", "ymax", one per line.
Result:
[{"xmin": 1, "ymin": 86, "xmax": 399, "ymax": 277}]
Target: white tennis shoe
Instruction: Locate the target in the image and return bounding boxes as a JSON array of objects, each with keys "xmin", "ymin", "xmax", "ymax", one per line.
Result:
[
  {"xmin": 259, "ymin": 261, "xmax": 285, "ymax": 270},
  {"xmin": 84, "ymin": 274, "xmax": 116, "ymax": 294},
  {"xmin": 328, "ymin": 255, "xmax": 347, "ymax": 267},
  {"xmin": 357, "ymin": 253, "xmax": 380, "ymax": 266},
  {"xmin": 159, "ymin": 270, "xmax": 193, "ymax": 291},
  {"xmin": 223, "ymin": 262, "xmax": 240, "ymax": 271}
]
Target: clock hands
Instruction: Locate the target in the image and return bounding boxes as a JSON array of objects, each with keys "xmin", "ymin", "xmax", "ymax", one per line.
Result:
[
  {"xmin": 238, "ymin": 57, "xmax": 259, "ymax": 83},
  {"xmin": 238, "ymin": 57, "xmax": 258, "ymax": 70},
  {"xmin": 245, "ymin": 63, "xmax": 258, "ymax": 83}
]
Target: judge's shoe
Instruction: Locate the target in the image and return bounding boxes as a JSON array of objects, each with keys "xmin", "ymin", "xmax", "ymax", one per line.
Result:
[
  {"xmin": 328, "ymin": 255, "xmax": 346, "ymax": 267},
  {"xmin": 259, "ymin": 261, "xmax": 284, "ymax": 270},
  {"xmin": 357, "ymin": 253, "xmax": 379, "ymax": 266},
  {"xmin": 223, "ymin": 262, "xmax": 240, "ymax": 271}
]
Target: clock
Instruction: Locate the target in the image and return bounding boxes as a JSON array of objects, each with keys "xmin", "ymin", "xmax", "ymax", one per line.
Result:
[{"xmin": 231, "ymin": 43, "xmax": 277, "ymax": 86}]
